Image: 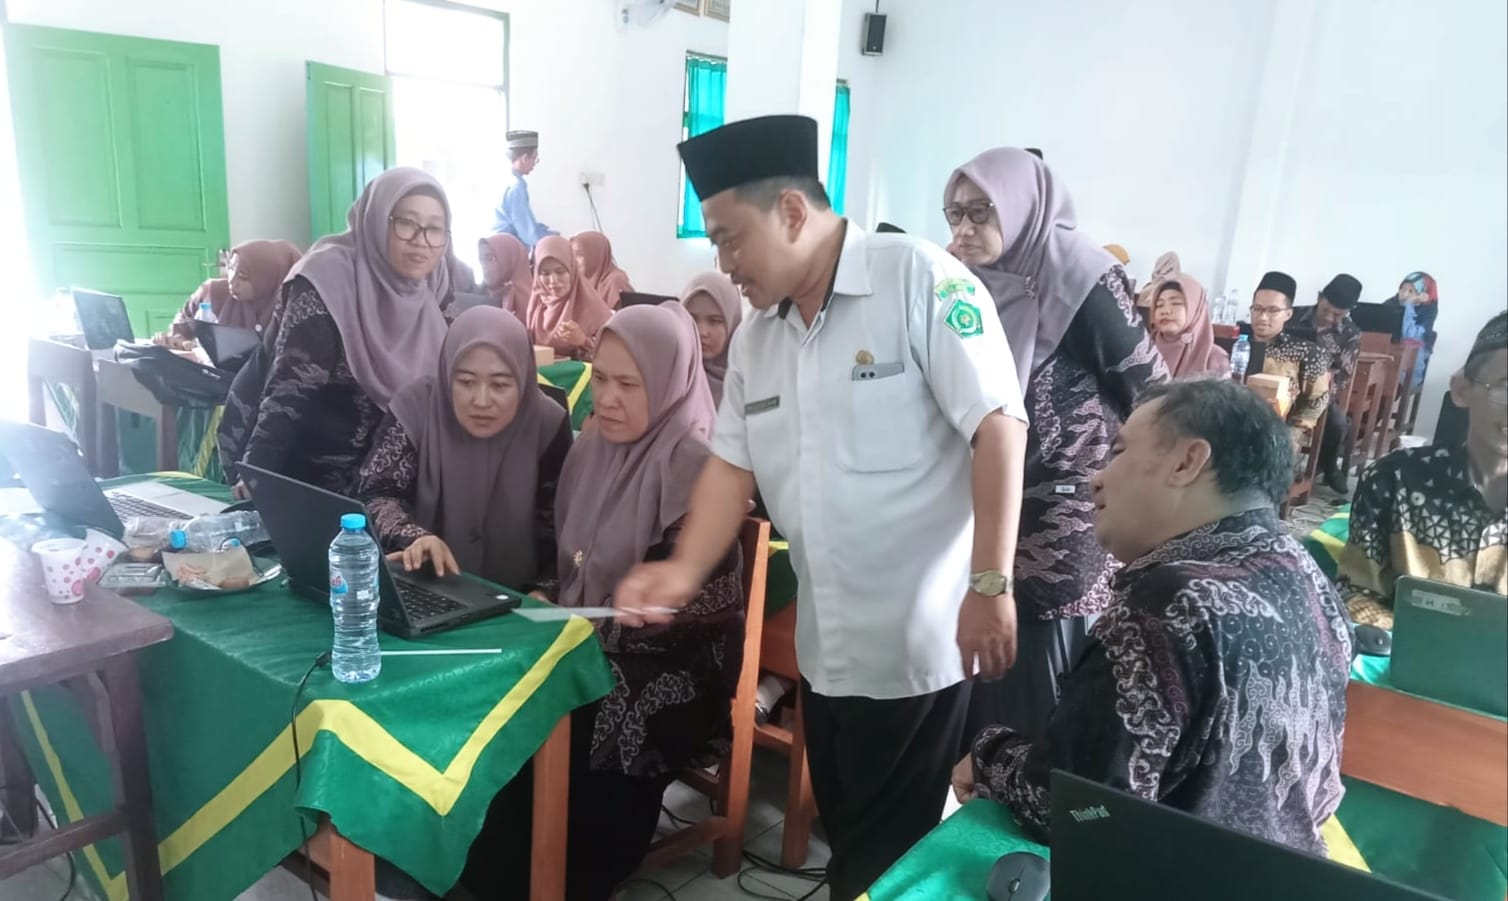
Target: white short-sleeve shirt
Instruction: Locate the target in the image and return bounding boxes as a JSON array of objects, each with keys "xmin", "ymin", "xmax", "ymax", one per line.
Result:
[{"xmin": 712, "ymin": 224, "xmax": 1026, "ymax": 700}]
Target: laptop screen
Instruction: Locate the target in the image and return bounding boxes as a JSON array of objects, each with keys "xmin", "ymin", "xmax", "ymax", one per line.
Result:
[{"xmin": 71, "ymin": 288, "xmax": 135, "ymax": 350}]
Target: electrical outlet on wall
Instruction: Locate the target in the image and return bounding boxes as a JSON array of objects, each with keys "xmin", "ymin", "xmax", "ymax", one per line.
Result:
[{"xmin": 579, "ymin": 171, "xmax": 605, "ymax": 187}]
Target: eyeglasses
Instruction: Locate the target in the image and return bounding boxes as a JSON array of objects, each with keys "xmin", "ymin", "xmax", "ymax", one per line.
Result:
[
  {"xmin": 1250, "ymin": 304, "xmax": 1291, "ymax": 319},
  {"xmin": 389, "ymin": 215, "xmax": 449, "ymax": 249},
  {"xmin": 1470, "ymin": 380, "xmax": 1508, "ymax": 407},
  {"xmin": 942, "ymin": 200, "xmax": 995, "ymax": 227}
]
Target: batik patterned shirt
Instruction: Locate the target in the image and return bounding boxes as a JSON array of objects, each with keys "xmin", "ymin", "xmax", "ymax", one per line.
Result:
[
  {"xmin": 1292, "ymin": 307, "xmax": 1362, "ymax": 394},
  {"xmin": 1261, "ymin": 331, "xmax": 1333, "ymax": 445},
  {"xmin": 1339, "ymin": 444, "xmax": 1508, "ymax": 628},
  {"xmin": 973, "ymin": 509, "xmax": 1352, "ymax": 857}
]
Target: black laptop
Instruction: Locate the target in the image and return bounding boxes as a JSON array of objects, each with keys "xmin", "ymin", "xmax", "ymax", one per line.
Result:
[
  {"xmin": 1049, "ymin": 771, "xmax": 1444, "ymax": 899},
  {"xmin": 238, "ymin": 463, "xmax": 519, "ymax": 639},
  {"xmin": 71, "ymin": 288, "xmax": 135, "ymax": 350},
  {"xmin": 191, "ymin": 320, "xmax": 262, "ymax": 373},
  {"xmin": 1351, "ymin": 301, "xmax": 1405, "ymax": 341},
  {"xmin": 617, "ymin": 292, "xmax": 678, "ymax": 308}
]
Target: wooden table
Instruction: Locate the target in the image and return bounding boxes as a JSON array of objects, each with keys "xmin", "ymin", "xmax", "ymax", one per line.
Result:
[{"xmin": 0, "ymin": 539, "xmax": 174, "ymax": 899}]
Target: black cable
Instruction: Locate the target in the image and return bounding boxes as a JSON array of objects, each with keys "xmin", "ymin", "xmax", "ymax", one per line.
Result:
[
  {"xmin": 743, "ymin": 849, "xmax": 827, "ymax": 880},
  {"xmin": 0, "ymin": 787, "xmax": 78, "ymax": 901},
  {"xmin": 290, "ymin": 652, "xmax": 329, "ymax": 901},
  {"xmin": 584, "ymin": 183, "xmax": 604, "ymax": 233},
  {"xmin": 620, "ymin": 876, "xmax": 679, "ymax": 900}
]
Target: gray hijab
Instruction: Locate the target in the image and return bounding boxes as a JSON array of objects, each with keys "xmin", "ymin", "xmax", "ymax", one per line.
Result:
[
  {"xmin": 387, "ymin": 306, "xmax": 567, "ymax": 587},
  {"xmin": 288, "ymin": 167, "xmax": 453, "ymax": 407},
  {"xmin": 679, "ymin": 271, "xmax": 742, "ymax": 405},
  {"xmin": 946, "ymin": 148, "xmax": 1116, "ymax": 385}
]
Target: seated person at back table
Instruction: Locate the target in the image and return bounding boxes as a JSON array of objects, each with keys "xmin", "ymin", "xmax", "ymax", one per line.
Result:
[
  {"xmin": 1340, "ymin": 311, "xmax": 1508, "ymax": 629},
  {"xmin": 955, "ymin": 378, "xmax": 1351, "ymax": 857},
  {"xmin": 1292, "ymin": 274, "xmax": 1364, "ymax": 493},
  {"xmin": 157, "ymin": 239, "xmax": 303, "ymax": 347},
  {"xmin": 1246, "ymin": 270, "xmax": 1333, "ymax": 450},
  {"xmin": 353, "ymin": 306, "xmax": 573, "ymax": 590},
  {"xmin": 1145, "ymin": 271, "xmax": 1230, "ymax": 378},
  {"xmin": 465, "ymin": 303, "xmax": 743, "ymax": 901},
  {"xmin": 526, "ymin": 235, "xmax": 613, "ymax": 361}
]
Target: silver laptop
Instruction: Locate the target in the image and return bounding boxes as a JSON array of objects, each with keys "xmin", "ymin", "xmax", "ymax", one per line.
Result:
[{"xmin": 0, "ymin": 420, "xmax": 223, "ymax": 535}]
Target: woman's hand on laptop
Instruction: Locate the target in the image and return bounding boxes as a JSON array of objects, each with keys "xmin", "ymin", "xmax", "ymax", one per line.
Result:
[
  {"xmin": 231, "ymin": 480, "xmax": 250, "ymax": 501},
  {"xmin": 388, "ymin": 535, "xmax": 460, "ymax": 578}
]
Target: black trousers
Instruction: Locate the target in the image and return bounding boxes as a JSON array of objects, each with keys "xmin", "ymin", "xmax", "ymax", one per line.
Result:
[
  {"xmin": 1319, "ymin": 399, "xmax": 1351, "ymax": 477},
  {"xmin": 801, "ymin": 679, "xmax": 971, "ymax": 901}
]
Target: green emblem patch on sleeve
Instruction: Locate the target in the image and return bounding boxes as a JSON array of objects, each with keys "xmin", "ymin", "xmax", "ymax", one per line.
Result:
[{"xmin": 936, "ymin": 277, "xmax": 984, "ymax": 338}]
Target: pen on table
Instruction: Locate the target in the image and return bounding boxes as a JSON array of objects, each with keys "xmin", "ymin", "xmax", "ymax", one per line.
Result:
[{"xmin": 380, "ymin": 648, "xmax": 502, "ymax": 656}]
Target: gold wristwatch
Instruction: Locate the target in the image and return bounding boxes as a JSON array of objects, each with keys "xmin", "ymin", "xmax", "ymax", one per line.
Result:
[{"xmin": 969, "ymin": 570, "xmax": 1013, "ymax": 597}]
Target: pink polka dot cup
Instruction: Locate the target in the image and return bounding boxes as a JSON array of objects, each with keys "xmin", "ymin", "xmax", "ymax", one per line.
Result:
[{"xmin": 31, "ymin": 538, "xmax": 89, "ymax": 604}]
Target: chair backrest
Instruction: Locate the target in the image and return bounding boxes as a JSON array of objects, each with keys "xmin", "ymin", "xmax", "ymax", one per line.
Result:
[
  {"xmin": 738, "ymin": 517, "xmax": 772, "ymax": 639},
  {"xmin": 26, "ymin": 338, "xmax": 100, "ymax": 475}
]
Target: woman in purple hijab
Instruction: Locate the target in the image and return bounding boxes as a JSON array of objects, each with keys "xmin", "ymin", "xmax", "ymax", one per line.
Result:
[
  {"xmin": 943, "ymin": 148, "xmax": 1167, "ymax": 747},
  {"xmin": 223, "ymin": 168, "xmax": 455, "ymax": 495},
  {"xmin": 354, "ymin": 306, "xmax": 572, "ymax": 590},
  {"xmin": 488, "ymin": 303, "xmax": 741, "ymax": 901}
]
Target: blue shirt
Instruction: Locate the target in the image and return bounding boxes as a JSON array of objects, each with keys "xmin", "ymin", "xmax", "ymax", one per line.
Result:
[{"xmin": 491, "ymin": 172, "xmax": 555, "ymax": 249}]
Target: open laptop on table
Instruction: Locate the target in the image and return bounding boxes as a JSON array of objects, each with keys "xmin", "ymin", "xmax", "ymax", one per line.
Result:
[
  {"xmin": 0, "ymin": 420, "xmax": 226, "ymax": 535},
  {"xmin": 1391, "ymin": 575, "xmax": 1507, "ymax": 717},
  {"xmin": 71, "ymin": 288, "xmax": 135, "ymax": 351},
  {"xmin": 238, "ymin": 463, "xmax": 519, "ymax": 639},
  {"xmin": 191, "ymin": 320, "xmax": 261, "ymax": 372},
  {"xmin": 1049, "ymin": 770, "xmax": 1443, "ymax": 899},
  {"xmin": 617, "ymin": 292, "xmax": 678, "ymax": 308}
]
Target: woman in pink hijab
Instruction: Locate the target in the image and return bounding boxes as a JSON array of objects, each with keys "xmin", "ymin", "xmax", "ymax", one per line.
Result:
[
  {"xmin": 477, "ymin": 233, "xmax": 532, "ymax": 321},
  {"xmin": 571, "ymin": 230, "xmax": 635, "ymax": 309},
  {"xmin": 1145, "ymin": 272, "xmax": 1230, "ymax": 378},
  {"xmin": 538, "ymin": 302, "xmax": 739, "ymax": 900},
  {"xmin": 678, "ymin": 271, "xmax": 742, "ymax": 405},
  {"xmin": 160, "ymin": 239, "xmax": 303, "ymax": 344},
  {"xmin": 527, "ymin": 235, "xmax": 613, "ymax": 359}
]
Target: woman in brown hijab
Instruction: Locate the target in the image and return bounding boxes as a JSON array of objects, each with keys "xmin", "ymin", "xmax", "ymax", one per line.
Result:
[
  {"xmin": 477, "ymin": 233, "xmax": 532, "ymax": 321},
  {"xmin": 526, "ymin": 235, "xmax": 613, "ymax": 360},
  {"xmin": 223, "ymin": 168, "xmax": 454, "ymax": 494},
  {"xmin": 355, "ymin": 306, "xmax": 572, "ymax": 589},
  {"xmin": 570, "ymin": 230, "xmax": 635, "ymax": 310},
  {"xmin": 159, "ymin": 239, "xmax": 302, "ymax": 345}
]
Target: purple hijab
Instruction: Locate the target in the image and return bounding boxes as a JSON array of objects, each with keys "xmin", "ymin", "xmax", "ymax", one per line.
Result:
[
  {"xmin": 679, "ymin": 271, "xmax": 743, "ymax": 405},
  {"xmin": 287, "ymin": 167, "xmax": 453, "ymax": 406},
  {"xmin": 553, "ymin": 303, "xmax": 716, "ymax": 608},
  {"xmin": 946, "ymin": 148, "xmax": 1117, "ymax": 386},
  {"xmin": 387, "ymin": 306, "xmax": 567, "ymax": 587}
]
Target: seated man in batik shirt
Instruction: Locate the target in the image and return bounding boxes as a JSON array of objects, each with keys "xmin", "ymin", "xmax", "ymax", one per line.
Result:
[
  {"xmin": 955, "ymin": 379, "xmax": 1351, "ymax": 857},
  {"xmin": 1340, "ymin": 311, "xmax": 1508, "ymax": 628}
]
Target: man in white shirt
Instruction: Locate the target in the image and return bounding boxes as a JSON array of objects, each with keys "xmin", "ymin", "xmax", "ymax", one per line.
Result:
[{"xmin": 616, "ymin": 115, "xmax": 1029, "ymax": 899}]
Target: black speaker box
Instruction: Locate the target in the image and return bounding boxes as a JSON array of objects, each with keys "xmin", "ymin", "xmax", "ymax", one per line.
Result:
[{"xmin": 862, "ymin": 13, "xmax": 886, "ymax": 55}]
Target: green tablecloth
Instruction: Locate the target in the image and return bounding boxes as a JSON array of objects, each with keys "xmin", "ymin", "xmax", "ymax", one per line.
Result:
[
  {"xmin": 5, "ymin": 476, "xmax": 616, "ymax": 901},
  {"xmin": 538, "ymin": 360, "xmax": 593, "ymax": 431},
  {"xmin": 859, "ymin": 799, "xmax": 1047, "ymax": 901},
  {"xmin": 1302, "ymin": 504, "xmax": 1351, "ymax": 581}
]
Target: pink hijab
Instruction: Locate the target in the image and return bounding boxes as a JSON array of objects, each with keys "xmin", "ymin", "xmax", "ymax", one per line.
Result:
[
  {"xmin": 287, "ymin": 167, "xmax": 453, "ymax": 407},
  {"xmin": 679, "ymin": 271, "xmax": 742, "ymax": 405},
  {"xmin": 946, "ymin": 148, "xmax": 1117, "ymax": 387},
  {"xmin": 386, "ymin": 306, "xmax": 568, "ymax": 587},
  {"xmin": 572, "ymin": 231, "xmax": 635, "ymax": 309},
  {"xmin": 479, "ymin": 234, "xmax": 532, "ymax": 321},
  {"xmin": 553, "ymin": 303, "xmax": 716, "ymax": 608},
  {"xmin": 1136, "ymin": 251, "xmax": 1182, "ymax": 309},
  {"xmin": 527, "ymin": 235, "xmax": 614, "ymax": 357},
  {"xmin": 1147, "ymin": 272, "xmax": 1229, "ymax": 378}
]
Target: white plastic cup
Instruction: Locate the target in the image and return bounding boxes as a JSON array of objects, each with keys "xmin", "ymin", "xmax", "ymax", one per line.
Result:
[{"xmin": 32, "ymin": 538, "xmax": 89, "ymax": 604}]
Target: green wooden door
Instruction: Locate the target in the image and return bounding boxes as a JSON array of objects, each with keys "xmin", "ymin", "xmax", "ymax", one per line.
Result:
[
  {"xmin": 306, "ymin": 62, "xmax": 396, "ymax": 243},
  {"xmin": 4, "ymin": 24, "xmax": 230, "ymax": 337}
]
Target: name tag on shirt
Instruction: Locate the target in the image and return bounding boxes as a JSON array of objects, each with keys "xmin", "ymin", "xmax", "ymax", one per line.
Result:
[
  {"xmin": 745, "ymin": 396, "xmax": 780, "ymax": 416},
  {"xmin": 1053, "ymin": 484, "xmax": 1077, "ymax": 495}
]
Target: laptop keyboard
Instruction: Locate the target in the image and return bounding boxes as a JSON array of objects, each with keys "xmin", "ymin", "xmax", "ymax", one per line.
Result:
[
  {"xmin": 108, "ymin": 494, "xmax": 189, "ymax": 520},
  {"xmin": 397, "ymin": 580, "xmax": 465, "ymax": 619}
]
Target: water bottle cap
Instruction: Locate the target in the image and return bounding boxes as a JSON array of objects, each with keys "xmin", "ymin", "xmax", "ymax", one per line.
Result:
[
  {"xmin": 199, "ymin": 302, "xmax": 212, "ymax": 312},
  {"xmin": 225, "ymin": 537, "xmax": 242, "ymax": 547},
  {"xmin": 169, "ymin": 529, "xmax": 187, "ymax": 550},
  {"xmin": 340, "ymin": 513, "xmax": 367, "ymax": 531}
]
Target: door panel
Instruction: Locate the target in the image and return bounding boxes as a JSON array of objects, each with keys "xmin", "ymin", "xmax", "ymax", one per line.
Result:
[
  {"xmin": 6, "ymin": 24, "xmax": 230, "ymax": 336},
  {"xmin": 307, "ymin": 62, "xmax": 396, "ymax": 242}
]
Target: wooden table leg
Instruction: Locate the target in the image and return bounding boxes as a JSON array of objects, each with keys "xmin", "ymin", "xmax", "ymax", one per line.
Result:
[
  {"xmin": 531, "ymin": 715, "xmax": 571, "ymax": 901},
  {"xmin": 101, "ymin": 655, "xmax": 165, "ymax": 901},
  {"xmin": 324, "ymin": 826, "xmax": 377, "ymax": 901}
]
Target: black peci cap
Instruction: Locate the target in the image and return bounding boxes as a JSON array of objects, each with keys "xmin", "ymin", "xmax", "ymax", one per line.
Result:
[
  {"xmin": 678, "ymin": 115, "xmax": 819, "ymax": 201},
  {"xmin": 1321, "ymin": 273, "xmax": 1363, "ymax": 310},
  {"xmin": 1257, "ymin": 270, "xmax": 1298, "ymax": 302}
]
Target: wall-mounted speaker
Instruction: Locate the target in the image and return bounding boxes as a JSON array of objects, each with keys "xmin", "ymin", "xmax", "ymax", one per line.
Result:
[{"xmin": 862, "ymin": 13, "xmax": 886, "ymax": 56}]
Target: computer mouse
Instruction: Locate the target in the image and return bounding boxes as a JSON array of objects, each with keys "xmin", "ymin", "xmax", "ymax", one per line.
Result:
[
  {"xmin": 986, "ymin": 851, "xmax": 1050, "ymax": 901},
  {"xmin": 1353, "ymin": 623, "xmax": 1392, "ymax": 657}
]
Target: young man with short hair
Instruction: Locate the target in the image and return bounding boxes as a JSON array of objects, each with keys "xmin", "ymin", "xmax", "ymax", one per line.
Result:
[
  {"xmin": 490, "ymin": 129, "xmax": 557, "ymax": 249},
  {"xmin": 955, "ymin": 378, "xmax": 1351, "ymax": 857},
  {"xmin": 1247, "ymin": 270, "xmax": 1333, "ymax": 450},
  {"xmin": 1293, "ymin": 274, "xmax": 1364, "ymax": 492}
]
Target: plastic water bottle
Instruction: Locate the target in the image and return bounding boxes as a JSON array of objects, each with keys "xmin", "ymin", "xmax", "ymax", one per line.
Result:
[
  {"xmin": 1230, "ymin": 335, "xmax": 1252, "ymax": 382},
  {"xmin": 171, "ymin": 511, "xmax": 269, "ymax": 552},
  {"xmin": 328, "ymin": 513, "xmax": 381, "ymax": 684},
  {"xmin": 195, "ymin": 302, "xmax": 218, "ymax": 324}
]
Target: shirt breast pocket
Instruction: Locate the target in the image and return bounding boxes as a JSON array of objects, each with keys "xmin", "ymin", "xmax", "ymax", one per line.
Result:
[{"xmin": 838, "ymin": 370, "xmax": 929, "ymax": 474}]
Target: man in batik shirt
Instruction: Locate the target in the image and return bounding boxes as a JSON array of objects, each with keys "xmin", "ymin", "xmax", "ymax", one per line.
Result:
[
  {"xmin": 955, "ymin": 378, "xmax": 1351, "ymax": 856},
  {"xmin": 1247, "ymin": 271, "xmax": 1334, "ymax": 451},
  {"xmin": 1293, "ymin": 274, "xmax": 1364, "ymax": 492}
]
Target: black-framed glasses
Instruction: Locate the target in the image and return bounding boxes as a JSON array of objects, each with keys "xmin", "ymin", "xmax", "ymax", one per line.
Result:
[
  {"xmin": 942, "ymin": 200, "xmax": 995, "ymax": 227},
  {"xmin": 1250, "ymin": 304, "xmax": 1291, "ymax": 319},
  {"xmin": 389, "ymin": 215, "xmax": 449, "ymax": 249}
]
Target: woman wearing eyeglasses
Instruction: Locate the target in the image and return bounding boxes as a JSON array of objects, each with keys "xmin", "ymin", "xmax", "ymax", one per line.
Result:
[
  {"xmin": 942, "ymin": 148, "xmax": 1168, "ymax": 748},
  {"xmin": 527, "ymin": 235, "xmax": 614, "ymax": 360},
  {"xmin": 222, "ymin": 167, "xmax": 456, "ymax": 496}
]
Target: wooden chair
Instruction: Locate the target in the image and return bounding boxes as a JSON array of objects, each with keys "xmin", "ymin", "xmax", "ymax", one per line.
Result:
[
  {"xmin": 752, "ymin": 604, "xmax": 818, "ymax": 869},
  {"xmin": 1285, "ymin": 405, "xmax": 1329, "ymax": 513},
  {"xmin": 640, "ymin": 517, "xmax": 772, "ymax": 877},
  {"xmin": 1339, "ymin": 355, "xmax": 1387, "ymax": 480},
  {"xmin": 94, "ymin": 359, "xmax": 179, "ymax": 477},
  {"xmin": 26, "ymin": 338, "xmax": 101, "ymax": 474}
]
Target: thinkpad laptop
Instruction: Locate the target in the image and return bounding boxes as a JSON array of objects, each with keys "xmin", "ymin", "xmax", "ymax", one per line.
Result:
[
  {"xmin": 1050, "ymin": 771, "xmax": 1443, "ymax": 899},
  {"xmin": 71, "ymin": 288, "xmax": 135, "ymax": 350},
  {"xmin": 238, "ymin": 463, "xmax": 519, "ymax": 639},
  {"xmin": 0, "ymin": 420, "xmax": 225, "ymax": 536},
  {"xmin": 1391, "ymin": 576, "xmax": 1507, "ymax": 716}
]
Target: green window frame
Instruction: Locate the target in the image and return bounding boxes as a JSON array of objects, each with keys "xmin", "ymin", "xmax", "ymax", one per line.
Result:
[
  {"xmin": 678, "ymin": 53, "xmax": 727, "ymax": 239},
  {"xmin": 829, "ymin": 80, "xmax": 851, "ymax": 215}
]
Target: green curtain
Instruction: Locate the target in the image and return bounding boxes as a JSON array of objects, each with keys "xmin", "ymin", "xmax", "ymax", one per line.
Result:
[
  {"xmin": 828, "ymin": 82, "xmax": 851, "ymax": 215},
  {"xmin": 679, "ymin": 56, "xmax": 727, "ymax": 238}
]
